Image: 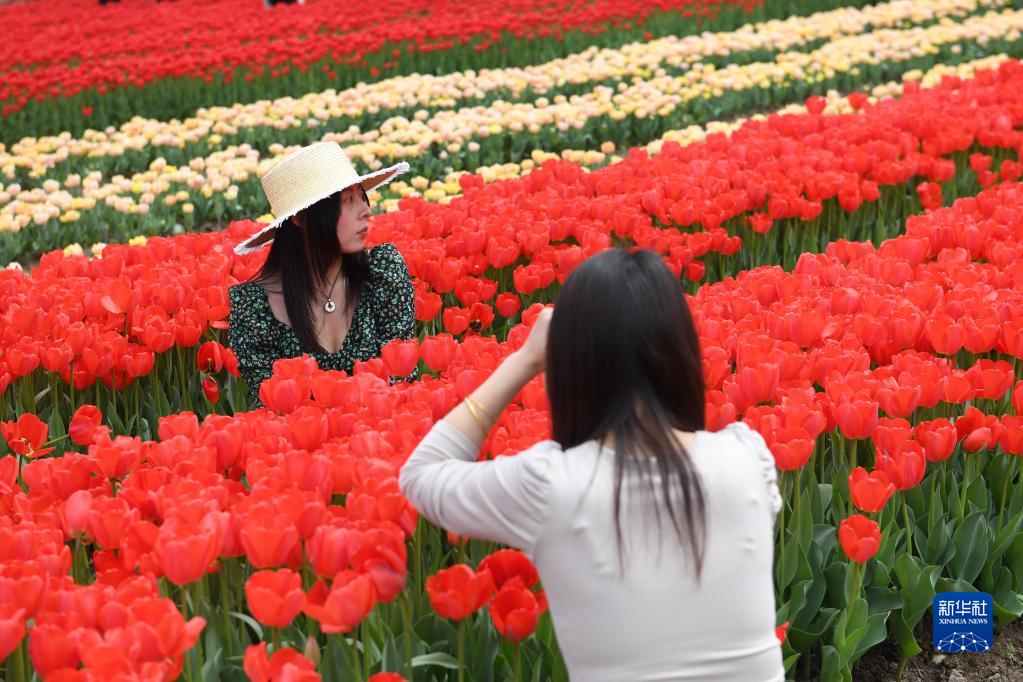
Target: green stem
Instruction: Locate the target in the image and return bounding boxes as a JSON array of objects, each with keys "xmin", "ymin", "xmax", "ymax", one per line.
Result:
[
  {"xmin": 847, "ymin": 561, "xmax": 863, "ymax": 609},
  {"xmin": 778, "ymin": 470, "xmax": 786, "ymax": 592},
  {"xmin": 219, "ymin": 562, "xmax": 235, "ymax": 659},
  {"xmin": 349, "ymin": 631, "xmax": 364, "ymax": 682},
  {"xmin": 998, "ymin": 456, "xmax": 1017, "ymax": 529},
  {"xmin": 12, "ymin": 638, "xmax": 28, "ymax": 682},
  {"xmin": 457, "ymin": 619, "xmax": 466, "ymax": 682},
  {"xmin": 273, "ymin": 626, "xmax": 281, "ymax": 654},
  {"xmin": 902, "ymin": 494, "xmax": 913, "ymax": 557},
  {"xmin": 960, "ymin": 454, "xmax": 970, "ymax": 520},
  {"xmin": 362, "ymin": 621, "xmax": 371, "ymax": 678},
  {"xmin": 514, "ymin": 643, "xmax": 522, "ymax": 682},
  {"xmin": 401, "ymin": 593, "xmax": 414, "ymax": 677}
]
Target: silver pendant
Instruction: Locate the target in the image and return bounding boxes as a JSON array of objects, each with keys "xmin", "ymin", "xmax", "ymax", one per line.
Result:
[{"xmin": 324, "ymin": 299, "xmax": 336, "ymax": 313}]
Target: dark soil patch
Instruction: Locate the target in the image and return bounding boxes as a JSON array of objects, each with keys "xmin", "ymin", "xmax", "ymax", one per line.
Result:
[{"xmin": 845, "ymin": 617, "xmax": 1023, "ymax": 682}]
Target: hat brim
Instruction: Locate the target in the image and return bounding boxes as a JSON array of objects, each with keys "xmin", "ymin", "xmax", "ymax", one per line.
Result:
[{"xmin": 234, "ymin": 160, "xmax": 410, "ymax": 256}]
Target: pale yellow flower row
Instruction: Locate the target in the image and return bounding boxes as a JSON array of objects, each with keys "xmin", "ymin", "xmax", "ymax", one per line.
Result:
[
  {"xmin": 31, "ymin": 52, "xmax": 1008, "ymax": 268},
  {"xmin": 0, "ymin": 0, "xmax": 1006, "ymax": 179},
  {"xmin": 1, "ymin": 6, "xmax": 1018, "ymax": 236}
]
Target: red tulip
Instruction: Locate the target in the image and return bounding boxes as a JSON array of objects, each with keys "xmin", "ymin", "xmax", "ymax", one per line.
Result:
[
  {"xmin": 381, "ymin": 339, "xmax": 419, "ymax": 378},
  {"xmin": 839, "ymin": 514, "xmax": 881, "ymax": 563},
  {"xmin": 246, "ymin": 569, "xmax": 306, "ymax": 628},
  {"xmin": 155, "ymin": 517, "xmax": 222, "ymax": 585},
  {"xmin": 0, "ymin": 454, "xmax": 17, "ymax": 495},
  {"xmin": 999, "ymin": 416, "xmax": 1023, "ymax": 455},
  {"xmin": 0, "ymin": 604, "xmax": 26, "ymax": 662},
  {"xmin": 196, "ymin": 341, "xmax": 227, "ymax": 373},
  {"xmin": 495, "ymin": 293, "xmax": 521, "ymax": 318},
  {"xmin": 67, "ymin": 404, "xmax": 103, "ymax": 446},
  {"xmin": 442, "ymin": 307, "xmax": 470, "ymax": 336},
  {"xmin": 489, "ymin": 582, "xmax": 545, "ymax": 643},
  {"xmin": 775, "ymin": 621, "xmax": 790, "ymax": 644},
  {"xmin": 875, "ymin": 442, "xmax": 926, "ymax": 491},
  {"xmin": 28, "ymin": 622, "xmax": 81, "ymax": 676},
  {"xmin": 834, "ymin": 398, "xmax": 878, "ymax": 440},
  {"xmin": 240, "ymin": 511, "xmax": 300, "ymax": 569},
  {"xmin": 303, "ymin": 571, "xmax": 375, "ymax": 634},
  {"xmin": 478, "ymin": 549, "xmax": 539, "ymax": 590},
  {"xmin": 201, "ymin": 376, "xmax": 220, "ymax": 404},
  {"xmin": 349, "ymin": 527, "xmax": 408, "ymax": 603},
  {"xmin": 848, "ymin": 467, "xmax": 895, "ymax": 513},
  {"xmin": 426, "ymin": 564, "xmax": 495, "ymax": 621},
  {"xmin": 1, "ymin": 413, "xmax": 53, "ymax": 458},
  {"xmin": 767, "ymin": 427, "xmax": 814, "ymax": 471},
  {"xmin": 915, "ymin": 419, "xmax": 957, "ymax": 462},
  {"xmin": 243, "ymin": 642, "xmax": 320, "ymax": 682},
  {"xmin": 420, "ymin": 334, "xmax": 458, "ymax": 373}
]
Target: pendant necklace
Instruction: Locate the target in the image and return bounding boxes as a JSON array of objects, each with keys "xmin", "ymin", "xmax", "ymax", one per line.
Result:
[{"xmin": 321, "ymin": 266, "xmax": 343, "ymax": 313}]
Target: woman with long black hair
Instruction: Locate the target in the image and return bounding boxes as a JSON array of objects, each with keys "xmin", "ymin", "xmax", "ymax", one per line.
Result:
[
  {"xmin": 228, "ymin": 142, "xmax": 417, "ymax": 406},
  {"xmin": 400, "ymin": 248, "xmax": 784, "ymax": 681}
]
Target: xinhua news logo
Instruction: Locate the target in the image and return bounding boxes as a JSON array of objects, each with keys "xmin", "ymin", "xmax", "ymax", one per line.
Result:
[{"xmin": 932, "ymin": 592, "xmax": 994, "ymax": 653}]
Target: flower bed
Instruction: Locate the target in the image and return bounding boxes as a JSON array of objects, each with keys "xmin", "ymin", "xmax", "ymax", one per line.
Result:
[{"xmin": 3, "ymin": 178, "xmax": 1023, "ymax": 679}]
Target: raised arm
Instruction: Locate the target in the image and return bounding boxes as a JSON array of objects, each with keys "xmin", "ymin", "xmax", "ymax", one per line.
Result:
[{"xmin": 399, "ymin": 309, "xmax": 555, "ymax": 553}]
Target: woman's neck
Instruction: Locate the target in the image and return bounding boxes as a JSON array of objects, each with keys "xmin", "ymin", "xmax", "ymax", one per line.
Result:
[{"xmin": 314, "ymin": 259, "xmax": 344, "ymax": 293}]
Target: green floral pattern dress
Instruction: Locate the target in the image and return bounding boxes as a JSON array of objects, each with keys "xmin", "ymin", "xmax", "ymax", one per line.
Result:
[{"xmin": 228, "ymin": 243, "xmax": 419, "ymax": 407}]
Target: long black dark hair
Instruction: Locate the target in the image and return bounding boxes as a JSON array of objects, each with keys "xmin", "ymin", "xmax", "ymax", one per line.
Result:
[
  {"xmin": 546, "ymin": 248, "xmax": 708, "ymax": 577},
  {"xmin": 254, "ymin": 189, "xmax": 370, "ymax": 354}
]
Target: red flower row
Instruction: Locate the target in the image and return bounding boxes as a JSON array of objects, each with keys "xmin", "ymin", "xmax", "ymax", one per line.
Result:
[
  {"xmin": 0, "ymin": 0, "xmax": 755, "ymax": 115},
  {"xmin": 5, "ymin": 62, "xmax": 1023, "ymax": 399}
]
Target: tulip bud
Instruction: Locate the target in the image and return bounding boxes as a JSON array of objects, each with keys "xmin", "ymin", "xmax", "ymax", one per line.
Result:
[{"xmin": 303, "ymin": 635, "xmax": 321, "ymax": 669}]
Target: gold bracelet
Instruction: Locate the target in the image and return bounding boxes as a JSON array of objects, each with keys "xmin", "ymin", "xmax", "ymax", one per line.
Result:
[
  {"xmin": 466, "ymin": 395, "xmax": 496, "ymax": 425},
  {"xmin": 463, "ymin": 397, "xmax": 490, "ymax": 437}
]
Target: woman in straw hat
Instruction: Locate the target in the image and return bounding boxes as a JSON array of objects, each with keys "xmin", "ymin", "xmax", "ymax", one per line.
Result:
[{"xmin": 228, "ymin": 142, "xmax": 416, "ymax": 406}]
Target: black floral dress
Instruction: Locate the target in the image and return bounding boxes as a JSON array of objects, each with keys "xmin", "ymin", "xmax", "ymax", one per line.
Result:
[{"xmin": 228, "ymin": 243, "xmax": 419, "ymax": 407}]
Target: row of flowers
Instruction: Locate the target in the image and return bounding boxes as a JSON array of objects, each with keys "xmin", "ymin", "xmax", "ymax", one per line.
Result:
[
  {"xmin": 4, "ymin": 178, "xmax": 1023, "ymax": 678},
  {"xmin": 0, "ymin": 0, "xmax": 778, "ymax": 141},
  {"xmin": 35, "ymin": 51, "xmax": 1014, "ymax": 269},
  {"xmin": 4, "ymin": 0, "xmax": 1000, "ymax": 182},
  {"xmin": 3, "ymin": 59, "xmax": 1023, "ymax": 425},
  {"xmin": 3, "ymin": 17, "xmax": 1022, "ymax": 265}
]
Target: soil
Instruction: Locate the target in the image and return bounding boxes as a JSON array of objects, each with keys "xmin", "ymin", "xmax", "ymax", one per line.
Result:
[{"xmin": 803, "ymin": 617, "xmax": 1023, "ymax": 681}]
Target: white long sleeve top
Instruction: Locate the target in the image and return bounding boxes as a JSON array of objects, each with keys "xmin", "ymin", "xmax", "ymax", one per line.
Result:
[{"xmin": 399, "ymin": 420, "xmax": 785, "ymax": 682}]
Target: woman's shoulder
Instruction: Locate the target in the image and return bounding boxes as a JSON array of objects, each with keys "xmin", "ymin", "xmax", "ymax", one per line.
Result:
[
  {"xmin": 229, "ymin": 280, "xmax": 263, "ymax": 300},
  {"xmin": 701, "ymin": 422, "xmax": 782, "ymax": 511},
  {"xmin": 367, "ymin": 243, "xmax": 409, "ymax": 279}
]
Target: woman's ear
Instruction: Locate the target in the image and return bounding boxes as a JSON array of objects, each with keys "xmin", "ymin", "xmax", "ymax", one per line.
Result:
[{"xmin": 292, "ymin": 210, "xmax": 307, "ymax": 228}]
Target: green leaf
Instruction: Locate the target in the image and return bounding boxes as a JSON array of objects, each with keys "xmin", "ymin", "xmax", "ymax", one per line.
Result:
[
  {"xmin": 924, "ymin": 490, "xmax": 952, "ymax": 567},
  {"xmin": 851, "ymin": 611, "xmax": 891, "ymax": 663},
  {"xmin": 412, "ymin": 652, "xmax": 461, "ymax": 669},
  {"xmin": 991, "ymin": 510, "xmax": 1023, "ymax": 561},
  {"xmin": 890, "ymin": 610, "xmax": 923, "ymax": 661},
  {"xmin": 202, "ymin": 629, "xmax": 224, "ymax": 679},
  {"xmin": 991, "ymin": 566, "xmax": 1023, "ymax": 622},
  {"xmin": 834, "ymin": 596, "xmax": 869, "ymax": 664},
  {"xmin": 966, "ymin": 475, "xmax": 989, "ymax": 515},
  {"xmin": 229, "ymin": 611, "xmax": 263, "ymax": 641},
  {"xmin": 864, "ymin": 586, "xmax": 902, "ymax": 616},
  {"xmin": 893, "ymin": 554, "xmax": 939, "ymax": 625},
  {"xmin": 775, "ymin": 527, "xmax": 801, "ymax": 592},
  {"xmin": 950, "ymin": 511, "xmax": 990, "ymax": 585},
  {"xmin": 820, "ymin": 644, "xmax": 841, "ymax": 681},
  {"xmin": 824, "ymin": 560, "xmax": 849, "ymax": 609},
  {"xmin": 813, "ymin": 524, "xmax": 837, "ymax": 559},
  {"xmin": 1006, "ymin": 535, "xmax": 1023, "ymax": 592}
]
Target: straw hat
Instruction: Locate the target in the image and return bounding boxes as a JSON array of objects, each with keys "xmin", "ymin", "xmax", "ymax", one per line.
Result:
[{"xmin": 234, "ymin": 141, "xmax": 409, "ymax": 255}]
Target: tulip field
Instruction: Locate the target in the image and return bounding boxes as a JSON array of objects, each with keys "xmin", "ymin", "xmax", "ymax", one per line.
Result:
[{"xmin": 5, "ymin": 0, "xmax": 1023, "ymax": 679}]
